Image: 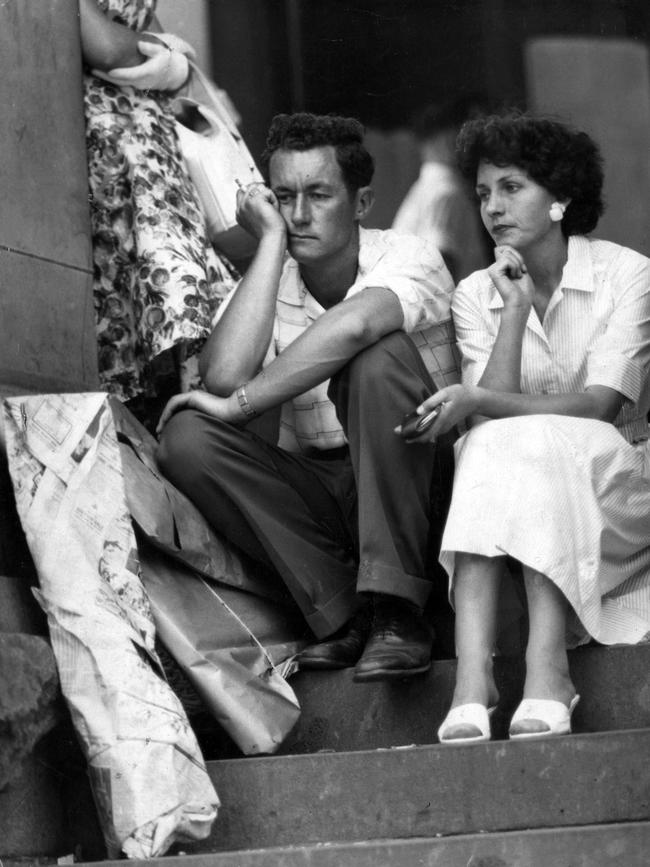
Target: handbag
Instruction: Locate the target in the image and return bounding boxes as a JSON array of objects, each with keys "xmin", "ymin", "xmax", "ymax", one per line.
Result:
[{"xmin": 173, "ymin": 61, "xmax": 263, "ymax": 245}]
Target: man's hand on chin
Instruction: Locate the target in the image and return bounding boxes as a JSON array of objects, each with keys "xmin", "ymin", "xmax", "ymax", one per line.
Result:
[
  {"xmin": 235, "ymin": 182, "xmax": 286, "ymax": 242},
  {"xmin": 156, "ymin": 390, "xmax": 241, "ymax": 436}
]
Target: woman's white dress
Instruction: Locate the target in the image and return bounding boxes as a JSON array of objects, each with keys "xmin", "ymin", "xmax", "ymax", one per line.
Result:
[{"xmin": 440, "ymin": 236, "xmax": 650, "ymax": 646}]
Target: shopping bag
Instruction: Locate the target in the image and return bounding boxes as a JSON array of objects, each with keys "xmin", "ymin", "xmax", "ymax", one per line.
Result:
[
  {"xmin": 174, "ymin": 61, "xmax": 263, "ymax": 245},
  {"xmin": 140, "ymin": 542, "xmax": 302, "ymax": 756}
]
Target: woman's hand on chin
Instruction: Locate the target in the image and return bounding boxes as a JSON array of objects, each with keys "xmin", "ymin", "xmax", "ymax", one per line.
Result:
[{"xmin": 488, "ymin": 245, "xmax": 535, "ymax": 310}]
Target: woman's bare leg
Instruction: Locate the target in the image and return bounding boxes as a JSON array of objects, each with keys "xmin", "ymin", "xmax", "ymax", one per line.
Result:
[
  {"xmin": 513, "ymin": 567, "xmax": 577, "ymax": 734},
  {"xmin": 443, "ymin": 553, "xmax": 503, "ymax": 737}
]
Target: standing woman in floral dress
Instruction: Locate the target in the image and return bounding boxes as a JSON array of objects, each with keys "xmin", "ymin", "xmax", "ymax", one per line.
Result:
[{"xmin": 79, "ymin": 0, "xmax": 240, "ymax": 429}]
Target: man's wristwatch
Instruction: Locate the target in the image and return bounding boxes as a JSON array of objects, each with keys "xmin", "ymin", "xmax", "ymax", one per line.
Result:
[{"xmin": 236, "ymin": 384, "xmax": 258, "ymax": 420}]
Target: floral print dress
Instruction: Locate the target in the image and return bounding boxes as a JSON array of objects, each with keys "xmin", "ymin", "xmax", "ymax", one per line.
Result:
[{"xmin": 84, "ymin": 0, "xmax": 238, "ymax": 409}]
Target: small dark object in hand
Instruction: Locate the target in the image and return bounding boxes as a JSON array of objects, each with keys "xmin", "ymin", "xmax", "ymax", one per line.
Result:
[{"xmin": 400, "ymin": 407, "xmax": 439, "ymax": 439}]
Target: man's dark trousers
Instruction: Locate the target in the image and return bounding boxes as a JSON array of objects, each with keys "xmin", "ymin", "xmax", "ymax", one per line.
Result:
[{"xmin": 157, "ymin": 331, "xmax": 447, "ymax": 639}]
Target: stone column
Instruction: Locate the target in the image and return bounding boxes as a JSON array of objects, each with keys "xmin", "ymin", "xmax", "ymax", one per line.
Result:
[{"xmin": 0, "ymin": 0, "xmax": 97, "ymax": 400}]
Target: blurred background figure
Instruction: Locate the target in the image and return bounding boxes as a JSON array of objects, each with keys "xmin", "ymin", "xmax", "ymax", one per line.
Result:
[{"xmin": 392, "ymin": 94, "xmax": 492, "ymax": 283}]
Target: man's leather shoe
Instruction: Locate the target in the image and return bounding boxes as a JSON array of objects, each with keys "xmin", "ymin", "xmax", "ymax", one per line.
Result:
[
  {"xmin": 297, "ymin": 606, "xmax": 372, "ymax": 670},
  {"xmin": 353, "ymin": 595, "xmax": 433, "ymax": 682}
]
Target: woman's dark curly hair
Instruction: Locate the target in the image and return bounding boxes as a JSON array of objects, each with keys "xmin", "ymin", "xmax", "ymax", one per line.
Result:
[
  {"xmin": 456, "ymin": 112, "xmax": 605, "ymax": 236},
  {"xmin": 261, "ymin": 112, "xmax": 375, "ymax": 193}
]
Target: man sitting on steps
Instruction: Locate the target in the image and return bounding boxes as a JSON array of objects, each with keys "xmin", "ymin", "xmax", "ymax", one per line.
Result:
[{"xmin": 157, "ymin": 112, "xmax": 457, "ymax": 682}]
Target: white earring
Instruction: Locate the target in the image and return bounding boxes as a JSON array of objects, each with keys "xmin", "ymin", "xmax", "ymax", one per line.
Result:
[{"xmin": 549, "ymin": 202, "xmax": 566, "ymax": 222}]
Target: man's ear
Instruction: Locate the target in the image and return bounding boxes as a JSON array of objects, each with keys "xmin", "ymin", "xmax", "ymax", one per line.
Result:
[{"xmin": 354, "ymin": 186, "xmax": 374, "ymax": 221}]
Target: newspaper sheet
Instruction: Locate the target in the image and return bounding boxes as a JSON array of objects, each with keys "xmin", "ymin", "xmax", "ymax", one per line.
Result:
[{"xmin": 3, "ymin": 393, "xmax": 301, "ymax": 857}]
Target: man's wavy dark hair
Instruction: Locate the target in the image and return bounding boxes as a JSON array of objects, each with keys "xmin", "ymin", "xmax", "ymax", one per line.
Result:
[
  {"xmin": 261, "ymin": 112, "xmax": 375, "ymax": 193},
  {"xmin": 456, "ymin": 111, "xmax": 605, "ymax": 236}
]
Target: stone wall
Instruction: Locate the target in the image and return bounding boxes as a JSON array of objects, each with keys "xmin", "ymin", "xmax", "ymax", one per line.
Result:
[
  {"xmin": 0, "ymin": 0, "xmax": 95, "ymax": 856},
  {"xmin": 0, "ymin": 0, "xmax": 97, "ymax": 399}
]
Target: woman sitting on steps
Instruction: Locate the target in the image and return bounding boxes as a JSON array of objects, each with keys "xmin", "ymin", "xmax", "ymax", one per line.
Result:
[{"xmin": 398, "ymin": 111, "xmax": 650, "ymax": 744}]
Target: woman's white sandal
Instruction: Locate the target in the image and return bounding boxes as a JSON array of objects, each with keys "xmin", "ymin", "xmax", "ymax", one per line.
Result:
[
  {"xmin": 509, "ymin": 695, "xmax": 580, "ymax": 740},
  {"xmin": 437, "ymin": 703, "xmax": 496, "ymax": 745}
]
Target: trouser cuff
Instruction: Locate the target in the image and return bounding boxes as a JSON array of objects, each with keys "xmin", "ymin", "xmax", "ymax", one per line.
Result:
[
  {"xmin": 303, "ymin": 579, "xmax": 358, "ymax": 639},
  {"xmin": 356, "ymin": 560, "xmax": 431, "ymax": 609}
]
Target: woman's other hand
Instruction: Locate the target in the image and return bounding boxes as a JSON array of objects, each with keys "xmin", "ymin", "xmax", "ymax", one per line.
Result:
[
  {"xmin": 488, "ymin": 245, "xmax": 535, "ymax": 310},
  {"xmin": 156, "ymin": 390, "xmax": 241, "ymax": 435},
  {"xmin": 395, "ymin": 384, "xmax": 480, "ymax": 442},
  {"xmin": 149, "ymin": 32, "xmax": 196, "ymax": 60},
  {"xmin": 92, "ymin": 40, "xmax": 189, "ymax": 91},
  {"xmin": 236, "ymin": 183, "xmax": 287, "ymax": 241}
]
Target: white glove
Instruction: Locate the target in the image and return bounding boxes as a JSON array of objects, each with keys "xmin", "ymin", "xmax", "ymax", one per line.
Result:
[{"xmin": 92, "ymin": 40, "xmax": 189, "ymax": 92}]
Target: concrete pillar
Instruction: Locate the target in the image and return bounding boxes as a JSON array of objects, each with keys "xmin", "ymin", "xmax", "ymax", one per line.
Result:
[
  {"xmin": 0, "ymin": 0, "xmax": 97, "ymax": 398},
  {"xmin": 525, "ymin": 37, "xmax": 650, "ymax": 256}
]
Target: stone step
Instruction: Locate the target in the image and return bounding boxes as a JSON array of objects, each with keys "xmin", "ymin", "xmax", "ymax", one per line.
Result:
[
  {"xmin": 0, "ymin": 632, "xmax": 64, "ymax": 860},
  {"xmin": 196, "ymin": 728, "xmax": 650, "ymax": 853},
  {"xmin": 13, "ymin": 643, "xmax": 650, "ymax": 861},
  {"xmin": 276, "ymin": 642, "xmax": 650, "ymax": 755},
  {"xmin": 76, "ymin": 821, "xmax": 650, "ymax": 866},
  {"xmin": 0, "ymin": 746, "xmax": 70, "ymax": 859},
  {"xmin": 62, "ymin": 644, "xmax": 650, "ymax": 861}
]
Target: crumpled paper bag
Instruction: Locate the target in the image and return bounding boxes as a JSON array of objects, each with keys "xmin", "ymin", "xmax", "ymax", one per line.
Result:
[{"xmin": 3, "ymin": 393, "xmax": 303, "ymax": 857}]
